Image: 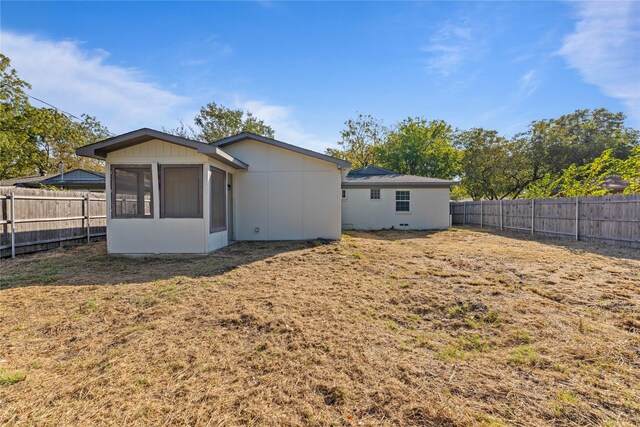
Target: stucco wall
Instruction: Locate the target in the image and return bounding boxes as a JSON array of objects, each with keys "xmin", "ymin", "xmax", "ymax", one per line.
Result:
[
  {"xmin": 106, "ymin": 139, "xmax": 233, "ymax": 254},
  {"xmin": 341, "ymin": 187, "xmax": 451, "ymax": 230},
  {"xmin": 222, "ymin": 139, "xmax": 343, "ymax": 240}
]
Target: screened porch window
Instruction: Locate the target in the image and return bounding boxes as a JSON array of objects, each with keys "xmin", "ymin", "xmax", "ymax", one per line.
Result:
[
  {"xmin": 111, "ymin": 165, "xmax": 153, "ymax": 218},
  {"xmin": 210, "ymin": 166, "xmax": 227, "ymax": 232},
  {"xmin": 159, "ymin": 165, "xmax": 203, "ymax": 218}
]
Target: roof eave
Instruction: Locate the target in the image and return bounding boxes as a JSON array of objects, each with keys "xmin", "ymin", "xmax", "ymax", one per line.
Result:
[{"xmin": 76, "ymin": 128, "xmax": 248, "ymax": 170}]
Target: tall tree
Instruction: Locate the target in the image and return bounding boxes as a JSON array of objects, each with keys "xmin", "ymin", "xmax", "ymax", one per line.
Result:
[
  {"xmin": 456, "ymin": 128, "xmax": 530, "ymax": 200},
  {"xmin": 518, "ymin": 108, "xmax": 639, "ymax": 180},
  {"xmin": 0, "ymin": 54, "xmax": 110, "ymax": 179},
  {"xmin": 178, "ymin": 102, "xmax": 275, "ymax": 143},
  {"xmin": 325, "ymin": 114, "xmax": 386, "ymax": 168},
  {"xmin": 377, "ymin": 117, "xmax": 459, "ymax": 179}
]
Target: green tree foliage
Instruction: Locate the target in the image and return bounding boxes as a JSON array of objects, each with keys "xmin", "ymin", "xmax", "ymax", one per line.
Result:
[
  {"xmin": 0, "ymin": 54, "xmax": 110, "ymax": 179},
  {"xmin": 169, "ymin": 102, "xmax": 275, "ymax": 143},
  {"xmin": 325, "ymin": 114, "xmax": 386, "ymax": 168},
  {"xmin": 522, "ymin": 147, "xmax": 640, "ymax": 198},
  {"xmin": 518, "ymin": 108, "xmax": 639, "ymax": 180},
  {"xmin": 456, "ymin": 128, "xmax": 530, "ymax": 200},
  {"xmin": 377, "ymin": 117, "xmax": 459, "ymax": 179},
  {"xmin": 618, "ymin": 146, "xmax": 640, "ymax": 194}
]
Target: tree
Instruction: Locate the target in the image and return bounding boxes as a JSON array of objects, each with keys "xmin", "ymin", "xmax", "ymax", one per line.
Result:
[
  {"xmin": 518, "ymin": 108, "xmax": 639, "ymax": 180},
  {"xmin": 23, "ymin": 108, "xmax": 110, "ymax": 174},
  {"xmin": 0, "ymin": 54, "xmax": 110, "ymax": 179},
  {"xmin": 172, "ymin": 102, "xmax": 275, "ymax": 143},
  {"xmin": 325, "ymin": 114, "xmax": 386, "ymax": 168},
  {"xmin": 377, "ymin": 117, "xmax": 459, "ymax": 179},
  {"xmin": 618, "ymin": 146, "xmax": 640, "ymax": 194},
  {"xmin": 0, "ymin": 53, "xmax": 36, "ymax": 179},
  {"xmin": 456, "ymin": 128, "xmax": 530, "ymax": 200}
]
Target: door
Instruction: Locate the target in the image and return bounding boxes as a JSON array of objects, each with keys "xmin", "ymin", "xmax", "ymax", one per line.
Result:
[{"xmin": 227, "ymin": 173, "xmax": 235, "ymax": 241}]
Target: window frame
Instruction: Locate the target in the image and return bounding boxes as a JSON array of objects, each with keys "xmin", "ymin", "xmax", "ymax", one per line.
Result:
[
  {"xmin": 370, "ymin": 188, "xmax": 381, "ymax": 200},
  {"xmin": 395, "ymin": 190, "xmax": 411, "ymax": 213},
  {"xmin": 110, "ymin": 164, "xmax": 154, "ymax": 219},
  {"xmin": 158, "ymin": 164, "xmax": 204, "ymax": 219},
  {"xmin": 341, "ymin": 189, "xmax": 347, "ymax": 200},
  {"xmin": 209, "ymin": 166, "xmax": 227, "ymax": 233}
]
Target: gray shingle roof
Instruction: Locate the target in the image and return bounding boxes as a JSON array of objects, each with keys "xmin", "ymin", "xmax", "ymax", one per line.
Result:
[{"xmin": 343, "ymin": 165, "xmax": 458, "ymax": 188}]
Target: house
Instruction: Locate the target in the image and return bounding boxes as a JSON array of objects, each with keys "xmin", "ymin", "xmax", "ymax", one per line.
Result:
[
  {"xmin": 0, "ymin": 169, "xmax": 105, "ymax": 191},
  {"xmin": 76, "ymin": 129, "xmax": 457, "ymax": 255},
  {"xmin": 341, "ymin": 165, "xmax": 457, "ymax": 230},
  {"xmin": 76, "ymin": 128, "xmax": 350, "ymax": 254}
]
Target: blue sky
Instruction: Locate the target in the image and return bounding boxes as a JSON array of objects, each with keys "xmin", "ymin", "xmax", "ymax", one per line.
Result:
[{"xmin": 1, "ymin": 1, "xmax": 639, "ymax": 152}]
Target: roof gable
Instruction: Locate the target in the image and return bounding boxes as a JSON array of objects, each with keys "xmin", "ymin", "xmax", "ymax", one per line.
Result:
[
  {"xmin": 76, "ymin": 128, "xmax": 248, "ymax": 170},
  {"xmin": 213, "ymin": 132, "xmax": 351, "ymax": 169}
]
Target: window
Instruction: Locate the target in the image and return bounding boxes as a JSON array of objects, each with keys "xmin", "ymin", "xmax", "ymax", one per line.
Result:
[
  {"xmin": 396, "ymin": 190, "xmax": 410, "ymax": 212},
  {"xmin": 341, "ymin": 189, "xmax": 347, "ymax": 200},
  {"xmin": 210, "ymin": 166, "xmax": 226, "ymax": 232},
  {"xmin": 370, "ymin": 189, "xmax": 380, "ymax": 200},
  {"xmin": 111, "ymin": 165, "xmax": 153, "ymax": 218},
  {"xmin": 159, "ymin": 165, "xmax": 203, "ymax": 218}
]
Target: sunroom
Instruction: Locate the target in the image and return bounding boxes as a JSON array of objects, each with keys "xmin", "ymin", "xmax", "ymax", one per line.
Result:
[{"xmin": 76, "ymin": 129, "xmax": 248, "ymax": 254}]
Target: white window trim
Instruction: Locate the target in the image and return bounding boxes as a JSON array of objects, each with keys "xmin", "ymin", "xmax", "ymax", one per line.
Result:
[
  {"xmin": 395, "ymin": 189, "xmax": 411, "ymax": 214},
  {"xmin": 370, "ymin": 188, "xmax": 381, "ymax": 201}
]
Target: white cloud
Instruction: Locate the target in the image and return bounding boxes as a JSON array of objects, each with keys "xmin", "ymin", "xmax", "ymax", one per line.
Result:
[
  {"xmin": 234, "ymin": 98, "xmax": 332, "ymax": 152},
  {"xmin": 0, "ymin": 31, "xmax": 189, "ymax": 133},
  {"xmin": 422, "ymin": 21, "xmax": 485, "ymax": 76},
  {"xmin": 519, "ymin": 69, "xmax": 539, "ymax": 96},
  {"xmin": 559, "ymin": 1, "xmax": 640, "ymax": 121}
]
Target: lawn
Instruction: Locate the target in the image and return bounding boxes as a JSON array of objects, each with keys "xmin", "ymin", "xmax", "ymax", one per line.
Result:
[{"xmin": 0, "ymin": 229, "xmax": 638, "ymax": 426}]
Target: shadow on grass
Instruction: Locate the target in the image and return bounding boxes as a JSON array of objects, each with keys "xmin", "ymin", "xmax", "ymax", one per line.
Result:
[
  {"xmin": 0, "ymin": 239, "xmax": 323, "ymax": 290},
  {"xmin": 344, "ymin": 229, "xmax": 451, "ymax": 241},
  {"xmin": 458, "ymin": 226, "xmax": 640, "ymax": 262}
]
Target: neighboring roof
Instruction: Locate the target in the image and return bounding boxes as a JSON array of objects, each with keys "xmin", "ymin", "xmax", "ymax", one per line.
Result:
[
  {"xmin": 213, "ymin": 132, "xmax": 352, "ymax": 169},
  {"xmin": 343, "ymin": 165, "xmax": 458, "ymax": 188},
  {"xmin": 0, "ymin": 169, "xmax": 106, "ymax": 189},
  {"xmin": 41, "ymin": 169, "xmax": 105, "ymax": 186},
  {"xmin": 76, "ymin": 128, "xmax": 248, "ymax": 170},
  {"xmin": 0, "ymin": 173, "xmax": 57, "ymax": 187}
]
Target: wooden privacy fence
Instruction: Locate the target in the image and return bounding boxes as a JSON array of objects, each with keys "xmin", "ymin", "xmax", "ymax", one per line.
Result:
[
  {"xmin": 0, "ymin": 187, "xmax": 107, "ymax": 258},
  {"xmin": 451, "ymin": 194, "xmax": 640, "ymax": 248}
]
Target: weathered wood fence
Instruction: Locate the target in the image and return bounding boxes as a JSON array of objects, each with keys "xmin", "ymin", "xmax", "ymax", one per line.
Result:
[
  {"xmin": 451, "ymin": 194, "xmax": 640, "ymax": 248},
  {"xmin": 0, "ymin": 187, "xmax": 107, "ymax": 258}
]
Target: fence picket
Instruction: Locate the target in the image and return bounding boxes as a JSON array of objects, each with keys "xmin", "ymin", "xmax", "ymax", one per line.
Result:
[
  {"xmin": 0, "ymin": 187, "xmax": 106, "ymax": 258},
  {"xmin": 451, "ymin": 194, "xmax": 640, "ymax": 248}
]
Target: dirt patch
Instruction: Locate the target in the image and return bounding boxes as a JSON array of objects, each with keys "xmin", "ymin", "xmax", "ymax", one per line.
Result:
[{"xmin": 0, "ymin": 229, "xmax": 638, "ymax": 426}]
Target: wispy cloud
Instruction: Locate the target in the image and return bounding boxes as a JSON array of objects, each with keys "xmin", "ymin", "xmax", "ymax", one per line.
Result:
[
  {"xmin": 235, "ymin": 98, "xmax": 331, "ymax": 152},
  {"xmin": 519, "ymin": 69, "xmax": 539, "ymax": 96},
  {"xmin": 422, "ymin": 20, "xmax": 485, "ymax": 76},
  {"xmin": 0, "ymin": 31, "xmax": 188, "ymax": 133},
  {"xmin": 559, "ymin": 1, "xmax": 640, "ymax": 121}
]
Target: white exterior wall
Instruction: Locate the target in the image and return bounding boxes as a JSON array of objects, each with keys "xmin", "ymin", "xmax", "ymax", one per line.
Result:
[
  {"xmin": 341, "ymin": 187, "xmax": 451, "ymax": 230},
  {"xmin": 106, "ymin": 139, "xmax": 233, "ymax": 254},
  {"xmin": 222, "ymin": 139, "xmax": 343, "ymax": 240}
]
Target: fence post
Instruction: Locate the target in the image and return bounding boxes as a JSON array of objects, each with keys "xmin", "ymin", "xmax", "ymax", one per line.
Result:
[
  {"xmin": 499, "ymin": 199, "xmax": 503, "ymax": 230},
  {"xmin": 463, "ymin": 202, "xmax": 466, "ymax": 225},
  {"xmin": 531, "ymin": 198, "xmax": 535, "ymax": 235},
  {"xmin": 86, "ymin": 192, "xmax": 91, "ymax": 243},
  {"xmin": 9, "ymin": 192, "xmax": 16, "ymax": 259},
  {"xmin": 480, "ymin": 200, "xmax": 483, "ymax": 228},
  {"xmin": 575, "ymin": 197, "xmax": 579, "ymax": 241}
]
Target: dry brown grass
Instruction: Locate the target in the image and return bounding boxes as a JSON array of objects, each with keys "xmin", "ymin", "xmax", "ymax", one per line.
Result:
[{"xmin": 0, "ymin": 229, "xmax": 638, "ymax": 426}]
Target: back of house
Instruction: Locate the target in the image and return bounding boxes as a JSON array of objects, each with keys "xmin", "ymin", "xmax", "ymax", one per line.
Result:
[{"xmin": 76, "ymin": 129, "xmax": 350, "ymax": 255}]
